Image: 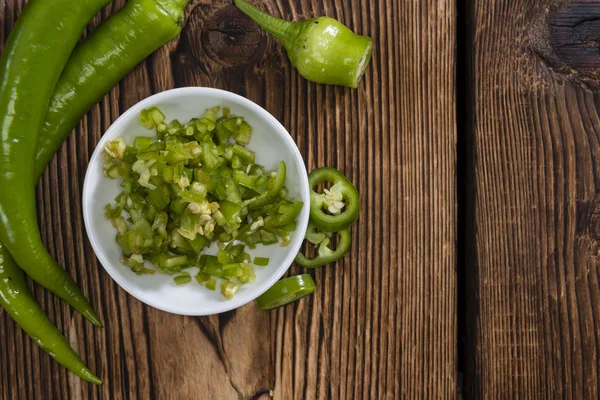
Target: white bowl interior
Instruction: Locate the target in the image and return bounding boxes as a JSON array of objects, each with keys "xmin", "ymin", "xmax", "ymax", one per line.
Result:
[{"xmin": 83, "ymin": 87, "xmax": 310, "ymax": 315}]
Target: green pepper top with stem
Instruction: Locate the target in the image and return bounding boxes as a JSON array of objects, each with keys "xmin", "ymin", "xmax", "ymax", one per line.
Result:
[
  {"xmin": 234, "ymin": 0, "xmax": 372, "ymax": 88},
  {"xmin": 0, "ymin": 0, "xmax": 111, "ymax": 327}
]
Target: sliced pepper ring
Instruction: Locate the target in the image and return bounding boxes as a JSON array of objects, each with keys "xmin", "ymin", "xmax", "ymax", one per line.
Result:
[
  {"xmin": 256, "ymin": 274, "xmax": 316, "ymax": 310},
  {"xmin": 295, "ymin": 228, "xmax": 351, "ymax": 268},
  {"xmin": 308, "ymin": 167, "xmax": 359, "ymax": 232}
]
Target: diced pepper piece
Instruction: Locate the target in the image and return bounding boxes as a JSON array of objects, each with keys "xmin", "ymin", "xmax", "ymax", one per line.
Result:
[
  {"xmin": 222, "ymin": 263, "xmax": 244, "ymax": 278},
  {"xmin": 134, "ymin": 136, "xmax": 154, "ymax": 152},
  {"xmin": 200, "ymin": 142, "xmax": 222, "ymax": 172},
  {"xmin": 231, "ymin": 144, "xmax": 255, "ymax": 164},
  {"xmin": 186, "ymin": 235, "xmax": 209, "ymax": 253},
  {"xmin": 146, "ymin": 185, "xmax": 171, "ymax": 211},
  {"xmin": 159, "ymin": 254, "xmax": 189, "ymax": 270},
  {"xmin": 234, "ymin": 121, "xmax": 252, "ymax": 144},
  {"xmin": 170, "ymin": 198, "xmax": 186, "ymax": 215},
  {"xmin": 121, "ymin": 254, "xmax": 155, "ymax": 275},
  {"xmin": 264, "ymin": 201, "xmax": 304, "ymax": 228},
  {"xmin": 237, "ymin": 264, "xmax": 255, "ymax": 284},
  {"xmin": 259, "ymin": 230, "xmax": 278, "ymax": 245},
  {"xmin": 206, "ymin": 279, "xmax": 217, "ymax": 291},
  {"xmin": 203, "ymin": 256, "xmax": 223, "ymax": 278},
  {"xmin": 254, "ymin": 257, "xmax": 269, "ymax": 266},
  {"xmin": 174, "ymin": 273, "xmax": 192, "ymax": 285},
  {"xmin": 195, "ymin": 271, "xmax": 211, "ymax": 284},
  {"xmin": 218, "ymin": 249, "xmax": 231, "ymax": 264},
  {"xmin": 140, "ymin": 107, "xmax": 165, "ymax": 130},
  {"xmin": 221, "ymin": 280, "xmax": 240, "ymax": 299}
]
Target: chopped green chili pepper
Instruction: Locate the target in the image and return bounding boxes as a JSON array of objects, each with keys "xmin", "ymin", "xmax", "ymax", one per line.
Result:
[
  {"xmin": 256, "ymin": 274, "xmax": 316, "ymax": 310},
  {"xmin": 308, "ymin": 167, "xmax": 359, "ymax": 232},
  {"xmin": 295, "ymin": 228, "xmax": 351, "ymax": 268},
  {"xmin": 195, "ymin": 271, "xmax": 210, "ymax": 284},
  {"xmin": 234, "ymin": 0, "xmax": 372, "ymax": 88},
  {"xmin": 221, "ymin": 280, "xmax": 241, "ymax": 299},
  {"xmin": 205, "ymin": 279, "xmax": 217, "ymax": 291},
  {"xmin": 254, "ymin": 257, "xmax": 270, "ymax": 266},
  {"xmin": 104, "ymin": 106, "xmax": 304, "ymax": 299},
  {"xmin": 174, "ymin": 273, "xmax": 192, "ymax": 285}
]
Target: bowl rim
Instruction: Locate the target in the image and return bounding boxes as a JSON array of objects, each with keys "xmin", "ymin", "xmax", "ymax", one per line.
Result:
[{"xmin": 82, "ymin": 87, "xmax": 310, "ymax": 315}]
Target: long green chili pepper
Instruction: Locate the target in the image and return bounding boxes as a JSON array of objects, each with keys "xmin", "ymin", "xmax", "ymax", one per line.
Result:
[
  {"xmin": 0, "ymin": 0, "xmax": 110, "ymax": 327},
  {"xmin": 0, "ymin": 242, "xmax": 101, "ymax": 384},
  {"xmin": 234, "ymin": 0, "xmax": 372, "ymax": 88},
  {"xmin": 0, "ymin": 0, "xmax": 190, "ymax": 381},
  {"xmin": 35, "ymin": 0, "xmax": 189, "ymax": 172}
]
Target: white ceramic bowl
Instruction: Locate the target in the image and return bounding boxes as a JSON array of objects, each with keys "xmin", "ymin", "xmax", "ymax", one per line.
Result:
[{"xmin": 83, "ymin": 87, "xmax": 310, "ymax": 315}]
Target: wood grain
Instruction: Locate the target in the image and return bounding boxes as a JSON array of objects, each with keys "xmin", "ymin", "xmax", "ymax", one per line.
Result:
[
  {"xmin": 463, "ymin": 0, "xmax": 600, "ymax": 397},
  {"xmin": 0, "ymin": 0, "xmax": 456, "ymax": 398}
]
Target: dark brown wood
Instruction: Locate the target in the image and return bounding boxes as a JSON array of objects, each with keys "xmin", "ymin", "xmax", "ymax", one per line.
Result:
[
  {"xmin": 463, "ymin": 0, "xmax": 600, "ymax": 398},
  {"xmin": 0, "ymin": 0, "xmax": 457, "ymax": 398}
]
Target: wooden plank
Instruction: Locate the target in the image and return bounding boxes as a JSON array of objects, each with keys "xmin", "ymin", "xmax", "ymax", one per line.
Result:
[
  {"xmin": 463, "ymin": 0, "xmax": 600, "ymax": 397},
  {"xmin": 0, "ymin": 0, "xmax": 456, "ymax": 398}
]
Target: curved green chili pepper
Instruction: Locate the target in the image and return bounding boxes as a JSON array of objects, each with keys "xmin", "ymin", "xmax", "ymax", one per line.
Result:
[
  {"xmin": 234, "ymin": 0, "xmax": 372, "ymax": 88},
  {"xmin": 0, "ymin": 242, "xmax": 102, "ymax": 384},
  {"xmin": 295, "ymin": 227, "xmax": 351, "ymax": 268},
  {"xmin": 0, "ymin": 0, "xmax": 189, "ymax": 381},
  {"xmin": 35, "ymin": 0, "xmax": 189, "ymax": 173},
  {"xmin": 0, "ymin": 0, "xmax": 110, "ymax": 327},
  {"xmin": 308, "ymin": 167, "xmax": 359, "ymax": 232}
]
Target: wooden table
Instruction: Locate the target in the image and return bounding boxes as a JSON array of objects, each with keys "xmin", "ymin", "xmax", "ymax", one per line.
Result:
[{"xmin": 3, "ymin": 0, "xmax": 600, "ymax": 398}]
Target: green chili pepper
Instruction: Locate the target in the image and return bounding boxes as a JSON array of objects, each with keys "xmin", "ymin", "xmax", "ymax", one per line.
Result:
[
  {"xmin": 0, "ymin": 0, "xmax": 111, "ymax": 327},
  {"xmin": 256, "ymin": 274, "xmax": 316, "ymax": 310},
  {"xmin": 295, "ymin": 227, "xmax": 351, "ymax": 268},
  {"xmin": 0, "ymin": 243, "xmax": 102, "ymax": 384},
  {"xmin": 234, "ymin": 0, "xmax": 372, "ymax": 88},
  {"xmin": 0, "ymin": 0, "xmax": 190, "ymax": 381},
  {"xmin": 308, "ymin": 167, "xmax": 359, "ymax": 232}
]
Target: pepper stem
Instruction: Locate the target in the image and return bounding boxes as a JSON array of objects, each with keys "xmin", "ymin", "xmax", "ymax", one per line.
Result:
[{"xmin": 234, "ymin": 0, "xmax": 296, "ymax": 43}]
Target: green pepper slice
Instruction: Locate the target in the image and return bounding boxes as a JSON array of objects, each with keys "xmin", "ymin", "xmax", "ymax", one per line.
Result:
[
  {"xmin": 308, "ymin": 167, "xmax": 359, "ymax": 232},
  {"xmin": 295, "ymin": 227, "xmax": 351, "ymax": 268},
  {"xmin": 256, "ymin": 274, "xmax": 316, "ymax": 310}
]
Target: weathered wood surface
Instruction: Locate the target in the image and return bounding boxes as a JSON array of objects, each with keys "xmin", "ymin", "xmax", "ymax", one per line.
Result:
[
  {"xmin": 0, "ymin": 0, "xmax": 457, "ymax": 398},
  {"xmin": 463, "ymin": 0, "xmax": 600, "ymax": 398}
]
